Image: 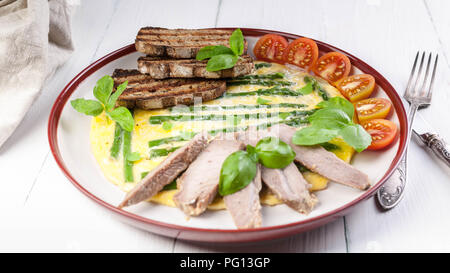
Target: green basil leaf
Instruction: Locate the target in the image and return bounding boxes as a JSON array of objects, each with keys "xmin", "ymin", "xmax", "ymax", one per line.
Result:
[
  {"xmin": 126, "ymin": 152, "xmax": 141, "ymax": 162},
  {"xmin": 246, "ymin": 145, "xmax": 259, "ymax": 163},
  {"xmin": 107, "ymin": 106, "xmax": 134, "ymax": 132},
  {"xmin": 229, "ymin": 28, "xmax": 244, "ymax": 56},
  {"xmin": 339, "ymin": 124, "xmax": 372, "ymax": 152},
  {"xmin": 70, "ymin": 99, "xmax": 104, "ymax": 116},
  {"xmin": 297, "ymin": 82, "xmax": 313, "ymax": 95},
  {"xmin": 317, "ymin": 97, "xmax": 354, "ymax": 120},
  {"xmin": 292, "ymin": 126, "xmax": 339, "ymax": 146},
  {"xmin": 256, "ymin": 97, "xmax": 271, "ymax": 105},
  {"xmin": 106, "ymin": 80, "xmax": 128, "ymax": 111},
  {"xmin": 206, "ymin": 54, "xmax": 238, "ymax": 72},
  {"xmin": 162, "ymin": 121, "xmax": 173, "ymax": 131},
  {"xmin": 255, "ymin": 137, "xmax": 296, "ymax": 169},
  {"xmin": 196, "ymin": 45, "xmax": 234, "ymax": 60},
  {"xmin": 309, "ymin": 108, "xmax": 352, "ymax": 130},
  {"xmin": 219, "ymin": 151, "xmax": 257, "ymax": 196},
  {"xmin": 93, "ymin": 75, "xmax": 114, "ymax": 105}
]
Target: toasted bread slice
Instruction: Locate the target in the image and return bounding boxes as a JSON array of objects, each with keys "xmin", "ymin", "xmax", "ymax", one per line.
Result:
[
  {"xmin": 112, "ymin": 69, "xmax": 226, "ymax": 110},
  {"xmin": 137, "ymin": 55, "xmax": 254, "ymax": 79},
  {"xmin": 135, "ymin": 27, "xmax": 248, "ymax": 59}
]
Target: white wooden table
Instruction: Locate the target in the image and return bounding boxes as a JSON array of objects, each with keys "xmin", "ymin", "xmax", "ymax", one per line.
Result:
[{"xmin": 1, "ymin": 0, "xmax": 450, "ymax": 252}]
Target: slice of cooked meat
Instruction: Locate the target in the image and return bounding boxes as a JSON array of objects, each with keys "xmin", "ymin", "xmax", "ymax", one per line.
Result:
[
  {"xmin": 135, "ymin": 27, "xmax": 248, "ymax": 59},
  {"xmin": 112, "ymin": 69, "xmax": 226, "ymax": 110},
  {"xmin": 223, "ymin": 165, "xmax": 262, "ymax": 229},
  {"xmin": 261, "ymin": 163, "xmax": 317, "ymax": 214},
  {"xmin": 173, "ymin": 139, "xmax": 245, "ymax": 216},
  {"xmin": 269, "ymin": 124, "xmax": 371, "ymax": 190},
  {"xmin": 118, "ymin": 133, "xmax": 209, "ymax": 208},
  {"xmin": 137, "ymin": 55, "xmax": 254, "ymax": 79}
]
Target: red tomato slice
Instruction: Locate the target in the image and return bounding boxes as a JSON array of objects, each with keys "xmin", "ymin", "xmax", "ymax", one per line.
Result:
[
  {"xmin": 313, "ymin": 52, "xmax": 351, "ymax": 84},
  {"xmin": 337, "ymin": 74, "xmax": 376, "ymax": 102},
  {"xmin": 361, "ymin": 119, "xmax": 398, "ymax": 150},
  {"xmin": 354, "ymin": 98, "xmax": 392, "ymax": 122},
  {"xmin": 282, "ymin": 37, "xmax": 318, "ymax": 71},
  {"xmin": 253, "ymin": 34, "xmax": 289, "ymax": 64}
]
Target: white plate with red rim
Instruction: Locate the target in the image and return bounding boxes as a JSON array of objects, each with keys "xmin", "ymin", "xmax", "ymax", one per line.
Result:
[{"xmin": 48, "ymin": 28, "xmax": 407, "ymax": 243}]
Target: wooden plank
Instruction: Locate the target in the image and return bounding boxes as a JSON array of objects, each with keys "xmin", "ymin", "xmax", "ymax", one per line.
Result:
[
  {"xmin": 174, "ymin": 218, "xmax": 347, "ymax": 253},
  {"xmin": 211, "ymin": 0, "xmax": 348, "ymax": 253},
  {"xmin": 317, "ymin": 0, "xmax": 450, "ymax": 252},
  {"xmin": 4, "ymin": 0, "xmax": 220, "ymax": 252},
  {"xmin": 91, "ymin": 0, "xmax": 220, "ymax": 61},
  {"xmin": 0, "ymin": 0, "xmax": 121, "ymax": 209}
]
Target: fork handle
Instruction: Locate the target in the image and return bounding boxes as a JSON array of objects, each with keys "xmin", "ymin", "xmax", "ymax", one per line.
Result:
[
  {"xmin": 419, "ymin": 133, "xmax": 450, "ymax": 167},
  {"xmin": 376, "ymin": 102, "xmax": 418, "ymax": 210}
]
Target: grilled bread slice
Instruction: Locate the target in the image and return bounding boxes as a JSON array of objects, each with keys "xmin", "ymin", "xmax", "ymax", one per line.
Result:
[
  {"xmin": 137, "ymin": 55, "xmax": 254, "ymax": 79},
  {"xmin": 135, "ymin": 27, "xmax": 248, "ymax": 59},
  {"xmin": 113, "ymin": 69, "xmax": 226, "ymax": 110}
]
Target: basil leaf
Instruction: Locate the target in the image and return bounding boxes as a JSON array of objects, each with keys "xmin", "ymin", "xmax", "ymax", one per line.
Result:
[
  {"xmin": 298, "ymin": 82, "xmax": 313, "ymax": 95},
  {"xmin": 206, "ymin": 54, "xmax": 238, "ymax": 72},
  {"xmin": 339, "ymin": 124, "xmax": 372, "ymax": 152},
  {"xmin": 219, "ymin": 151, "xmax": 257, "ymax": 196},
  {"xmin": 246, "ymin": 145, "xmax": 259, "ymax": 163},
  {"xmin": 126, "ymin": 152, "xmax": 141, "ymax": 162},
  {"xmin": 162, "ymin": 121, "xmax": 173, "ymax": 131},
  {"xmin": 309, "ymin": 108, "xmax": 352, "ymax": 130},
  {"xmin": 106, "ymin": 80, "xmax": 128, "ymax": 111},
  {"xmin": 317, "ymin": 97, "xmax": 354, "ymax": 120},
  {"xmin": 70, "ymin": 99, "xmax": 104, "ymax": 116},
  {"xmin": 107, "ymin": 106, "xmax": 134, "ymax": 132},
  {"xmin": 229, "ymin": 28, "xmax": 244, "ymax": 56},
  {"xmin": 256, "ymin": 97, "xmax": 271, "ymax": 105},
  {"xmin": 93, "ymin": 75, "xmax": 114, "ymax": 105},
  {"xmin": 196, "ymin": 45, "xmax": 234, "ymax": 60},
  {"xmin": 292, "ymin": 126, "xmax": 339, "ymax": 146},
  {"xmin": 255, "ymin": 137, "xmax": 296, "ymax": 169}
]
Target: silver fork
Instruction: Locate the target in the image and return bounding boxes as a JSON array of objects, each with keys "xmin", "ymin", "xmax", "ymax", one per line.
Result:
[{"xmin": 377, "ymin": 51, "xmax": 439, "ymax": 210}]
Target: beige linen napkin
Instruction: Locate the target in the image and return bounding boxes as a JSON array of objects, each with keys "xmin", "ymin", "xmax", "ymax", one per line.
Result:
[{"xmin": 0, "ymin": 0, "xmax": 78, "ymax": 148}]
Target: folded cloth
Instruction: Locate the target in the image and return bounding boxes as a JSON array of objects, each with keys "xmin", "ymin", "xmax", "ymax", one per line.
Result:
[{"xmin": 0, "ymin": 0, "xmax": 78, "ymax": 148}]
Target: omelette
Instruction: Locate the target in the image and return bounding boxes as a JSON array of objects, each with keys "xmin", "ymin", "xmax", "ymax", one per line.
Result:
[{"xmin": 90, "ymin": 62, "xmax": 355, "ymax": 209}]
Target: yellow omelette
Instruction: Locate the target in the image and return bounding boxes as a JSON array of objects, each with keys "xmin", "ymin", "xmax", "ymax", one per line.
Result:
[{"xmin": 90, "ymin": 62, "xmax": 355, "ymax": 209}]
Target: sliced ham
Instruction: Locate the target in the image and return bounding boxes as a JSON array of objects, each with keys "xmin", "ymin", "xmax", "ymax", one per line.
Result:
[
  {"xmin": 118, "ymin": 133, "xmax": 208, "ymax": 208},
  {"xmin": 268, "ymin": 124, "xmax": 370, "ymax": 190},
  {"xmin": 173, "ymin": 139, "xmax": 244, "ymax": 216},
  {"xmin": 223, "ymin": 165, "xmax": 262, "ymax": 229},
  {"xmin": 261, "ymin": 163, "xmax": 317, "ymax": 214}
]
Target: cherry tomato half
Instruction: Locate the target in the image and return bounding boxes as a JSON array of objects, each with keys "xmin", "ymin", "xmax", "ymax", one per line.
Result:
[
  {"xmin": 354, "ymin": 98, "xmax": 392, "ymax": 122},
  {"xmin": 361, "ymin": 119, "xmax": 398, "ymax": 150},
  {"xmin": 313, "ymin": 52, "xmax": 351, "ymax": 84},
  {"xmin": 337, "ymin": 74, "xmax": 375, "ymax": 102},
  {"xmin": 282, "ymin": 37, "xmax": 318, "ymax": 71},
  {"xmin": 253, "ymin": 34, "xmax": 289, "ymax": 64}
]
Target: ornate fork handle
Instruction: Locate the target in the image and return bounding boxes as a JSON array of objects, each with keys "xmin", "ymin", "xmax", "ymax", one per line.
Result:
[
  {"xmin": 419, "ymin": 133, "xmax": 450, "ymax": 167},
  {"xmin": 377, "ymin": 154, "xmax": 407, "ymax": 209},
  {"xmin": 377, "ymin": 103, "xmax": 418, "ymax": 209}
]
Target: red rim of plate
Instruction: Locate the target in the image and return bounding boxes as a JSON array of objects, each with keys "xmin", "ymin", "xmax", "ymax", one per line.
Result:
[{"xmin": 48, "ymin": 28, "xmax": 408, "ymax": 243}]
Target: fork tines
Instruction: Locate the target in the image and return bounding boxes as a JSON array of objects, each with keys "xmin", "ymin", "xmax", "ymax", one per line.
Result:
[{"xmin": 404, "ymin": 51, "xmax": 439, "ymax": 104}]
